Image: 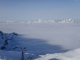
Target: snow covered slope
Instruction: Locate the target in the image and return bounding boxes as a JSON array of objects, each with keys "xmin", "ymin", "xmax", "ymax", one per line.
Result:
[
  {"xmin": 35, "ymin": 48, "xmax": 80, "ymax": 60},
  {"xmin": 0, "ymin": 48, "xmax": 80, "ymax": 60}
]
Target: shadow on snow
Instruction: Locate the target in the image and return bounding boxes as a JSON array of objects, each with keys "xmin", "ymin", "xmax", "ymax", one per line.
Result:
[
  {"xmin": 13, "ymin": 35, "xmax": 68, "ymax": 54},
  {"xmin": 0, "ymin": 34, "xmax": 68, "ymax": 60}
]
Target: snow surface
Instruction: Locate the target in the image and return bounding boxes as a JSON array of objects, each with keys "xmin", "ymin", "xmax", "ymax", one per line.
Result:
[
  {"xmin": 35, "ymin": 48, "xmax": 80, "ymax": 60},
  {"xmin": 0, "ymin": 20, "xmax": 80, "ymax": 60}
]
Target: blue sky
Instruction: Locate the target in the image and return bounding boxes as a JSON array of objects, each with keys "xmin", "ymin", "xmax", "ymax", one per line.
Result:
[{"xmin": 0, "ymin": 0, "xmax": 80, "ymax": 22}]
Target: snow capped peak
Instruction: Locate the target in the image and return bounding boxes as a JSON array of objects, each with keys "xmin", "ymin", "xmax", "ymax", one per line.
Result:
[
  {"xmin": 27, "ymin": 19, "xmax": 76, "ymax": 24},
  {"xmin": 57, "ymin": 19, "xmax": 75, "ymax": 23},
  {"xmin": 5, "ymin": 21, "xmax": 16, "ymax": 23},
  {"xmin": 27, "ymin": 19, "xmax": 55, "ymax": 24}
]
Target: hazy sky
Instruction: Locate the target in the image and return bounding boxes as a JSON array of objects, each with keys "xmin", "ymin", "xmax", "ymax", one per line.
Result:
[{"xmin": 0, "ymin": 0, "xmax": 80, "ymax": 22}]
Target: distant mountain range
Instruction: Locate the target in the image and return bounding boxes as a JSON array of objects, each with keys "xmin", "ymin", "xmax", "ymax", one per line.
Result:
[{"xmin": 0, "ymin": 19, "xmax": 78, "ymax": 24}]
